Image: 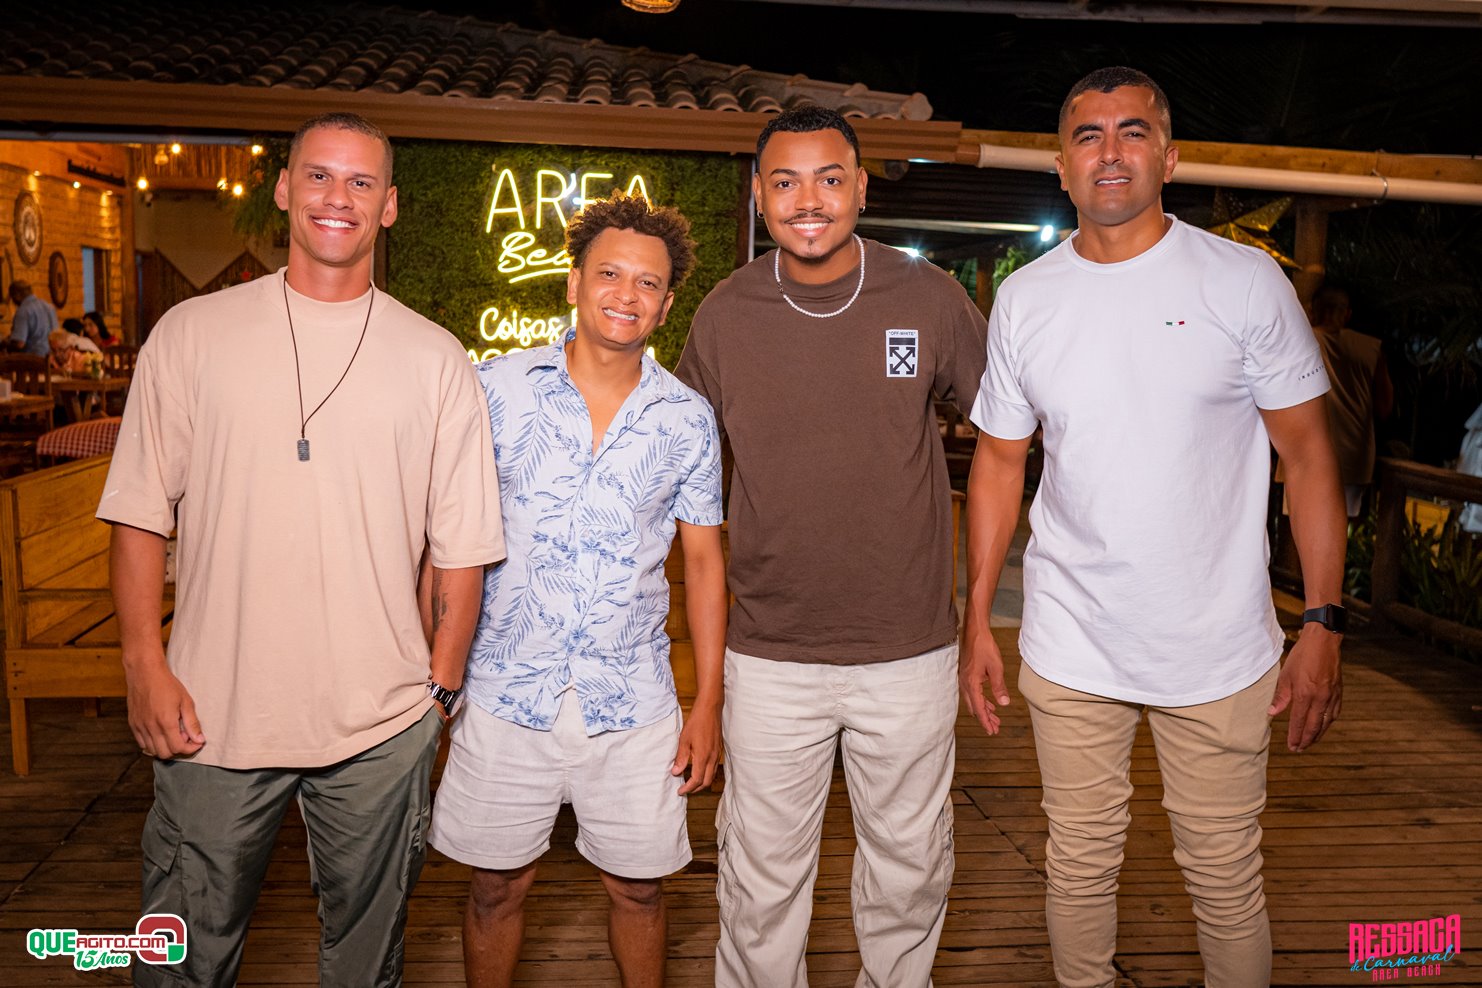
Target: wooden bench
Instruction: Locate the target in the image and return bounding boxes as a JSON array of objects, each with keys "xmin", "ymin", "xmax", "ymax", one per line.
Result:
[{"xmin": 1, "ymin": 456, "xmax": 170, "ymax": 775}]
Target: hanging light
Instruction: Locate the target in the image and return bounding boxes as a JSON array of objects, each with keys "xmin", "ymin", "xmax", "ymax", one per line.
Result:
[
  {"xmin": 136, "ymin": 177, "xmax": 149, "ymax": 191},
  {"xmin": 621, "ymin": 0, "xmax": 681, "ymax": 10},
  {"xmin": 72, "ymin": 181, "xmax": 81, "ymax": 189},
  {"xmin": 169, "ymin": 142, "xmax": 182, "ymax": 154},
  {"xmin": 153, "ymin": 148, "xmax": 169, "ymax": 166},
  {"xmin": 231, "ymin": 183, "xmax": 245, "ymax": 197},
  {"xmin": 217, "ymin": 177, "xmax": 228, "ymax": 191},
  {"xmin": 250, "ymin": 144, "xmax": 264, "ymax": 156}
]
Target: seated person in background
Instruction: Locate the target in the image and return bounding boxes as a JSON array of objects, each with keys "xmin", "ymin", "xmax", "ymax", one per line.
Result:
[
  {"xmin": 5, "ymin": 280, "xmax": 56, "ymax": 355},
  {"xmin": 48, "ymin": 329, "xmax": 91, "ymax": 375},
  {"xmin": 430, "ymin": 192, "xmax": 726, "ymax": 988},
  {"xmin": 81, "ymin": 310, "xmax": 115, "ymax": 347},
  {"xmin": 63, "ymin": 318, "xmax": 102, "ymax": 353}
]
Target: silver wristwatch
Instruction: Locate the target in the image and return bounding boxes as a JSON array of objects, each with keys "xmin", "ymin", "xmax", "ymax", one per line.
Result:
[{"xmin": 427, "ymin": 680, "xmax": 462, "ymax": 713}]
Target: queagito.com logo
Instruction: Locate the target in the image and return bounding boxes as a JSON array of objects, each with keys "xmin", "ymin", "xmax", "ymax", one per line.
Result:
[
  {"xmin": 1350, "ymin": 913, "xmax": 1461, "ymax": 980},
  {"xmin": 26, "ymin": 912, "xmax": 187, "ymax": 971}
]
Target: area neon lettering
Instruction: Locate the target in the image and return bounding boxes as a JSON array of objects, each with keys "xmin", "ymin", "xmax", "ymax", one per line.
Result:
[{"xmin": 485, "ymin": 166, "xmax": 654, "ymax": 285}]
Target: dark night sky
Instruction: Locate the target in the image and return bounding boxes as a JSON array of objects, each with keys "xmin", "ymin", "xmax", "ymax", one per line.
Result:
[
  {"xmin": 430, "ymin": 1, "xmax": 1479, "ymax": 461},
  {"xmin": 430, "ymin": 0, "xmax": 1479, "ymax": 155}
]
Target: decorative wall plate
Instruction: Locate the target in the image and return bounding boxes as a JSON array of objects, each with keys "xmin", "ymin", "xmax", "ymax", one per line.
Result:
[
  {"xmin": 48, "ymin": 250, "xmax": 68, "ymax": 308},
  {"xmin": 13, "ymin": 192, "xmax": 42, "ymax": 267}
]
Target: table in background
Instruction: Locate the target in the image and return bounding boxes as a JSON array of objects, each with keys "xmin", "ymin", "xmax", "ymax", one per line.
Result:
[
  {"xmin": 51, "ymin": 376, "xmax": 130, "ymax": 421},
  {"xmin": 0, "ymin": 394, "xmax": 55, "ymax": 426}
]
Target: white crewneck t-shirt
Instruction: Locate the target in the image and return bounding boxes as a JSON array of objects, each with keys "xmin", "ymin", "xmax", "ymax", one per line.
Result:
[{"xmin": 972, "ymin": 218, "xmax": 1329, "ymax": 706}]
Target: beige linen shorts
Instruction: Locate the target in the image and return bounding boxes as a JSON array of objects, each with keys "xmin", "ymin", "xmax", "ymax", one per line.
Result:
[{"xmin": 430, "ymin": 690, "xmax": 692, "ymax": 879}]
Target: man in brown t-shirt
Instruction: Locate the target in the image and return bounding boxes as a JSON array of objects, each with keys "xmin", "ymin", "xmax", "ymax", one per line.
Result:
[{"xmin": 676, "ymin": 106, "xmax": 987, "ymax": 988}]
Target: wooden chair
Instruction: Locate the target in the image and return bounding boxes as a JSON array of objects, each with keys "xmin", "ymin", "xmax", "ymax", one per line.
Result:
[
  {"xmin": 0, "ymin": 355, "xmax": 54, "ymax": 471},
  {"xmin": 102, "ymin": 345, "xmax": 139, "ymax": 377},
  {"xmin": 0, "ymin": 354, "xmax": 52, "ymax": 400},
  {"xmin": 1, "ymin": 457, "xmax": 171, "ymax": 774}
]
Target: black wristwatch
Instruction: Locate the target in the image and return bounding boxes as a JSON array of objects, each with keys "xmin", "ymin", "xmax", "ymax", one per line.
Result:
[
  {"xmin": 1302, "ymin": 603, "xmax": 1347, "ymax": 635},
  {"xmin": 427, "ymin": 681, "xmax": 462, "ymax": 714}
]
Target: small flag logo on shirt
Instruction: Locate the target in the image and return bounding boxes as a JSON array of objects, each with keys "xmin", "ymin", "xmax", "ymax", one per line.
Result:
[
  {"xmin": 1165, "ymin": 320, "xmax": 1186, "ymax": 326},
  {"xmin": 886, "ymin": 329, "xmax": 918, "ymax": 378}
]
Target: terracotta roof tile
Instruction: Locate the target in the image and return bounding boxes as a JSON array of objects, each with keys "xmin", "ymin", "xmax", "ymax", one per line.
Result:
[{"xmin": 0, "ymin": 3, "xmax": 930, "ymax": 121}]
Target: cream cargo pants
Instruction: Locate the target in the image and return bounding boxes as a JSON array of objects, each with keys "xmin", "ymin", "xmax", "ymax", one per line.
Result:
[{"xmin": 715, "ymin": 644, "xmax": 958, "ymax": 988}]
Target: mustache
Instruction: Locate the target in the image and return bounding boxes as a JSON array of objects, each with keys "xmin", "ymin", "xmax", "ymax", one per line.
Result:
[{"xmin": 785, "ymin": 212, "xmax": 833, "ymax": 224}]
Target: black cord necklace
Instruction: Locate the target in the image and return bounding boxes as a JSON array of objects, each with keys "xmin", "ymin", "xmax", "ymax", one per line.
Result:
[{"xmin": 283, "ymin": 277, "xmax": 374, "ymax": 462}]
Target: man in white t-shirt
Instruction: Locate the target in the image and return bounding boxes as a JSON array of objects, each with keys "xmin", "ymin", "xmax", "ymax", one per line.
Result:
[{"xmin": 959, "ymin": 67, "xmax": 1346, "ymax": 987}]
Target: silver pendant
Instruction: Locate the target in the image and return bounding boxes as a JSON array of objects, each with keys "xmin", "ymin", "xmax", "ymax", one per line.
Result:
[{"xmin": 297, "ymin": 438, "xmax": 310, "ymax": 461}]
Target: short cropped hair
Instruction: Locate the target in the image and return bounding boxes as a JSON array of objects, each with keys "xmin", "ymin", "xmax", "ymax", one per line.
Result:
[
  {"xmin": 566, "ymin": 192, "xmax": 698, "ymax": 290},
  {"xmin": 756, "ymin": 105, "xmax": 862, "ymax": 166},
  {"xmin": 1059, "ymin": 66, "xmax": 1172, "ymax": 137},
  {"xmin": 289, "ymin": 112, "xmax": 394, "ymax": 180}
]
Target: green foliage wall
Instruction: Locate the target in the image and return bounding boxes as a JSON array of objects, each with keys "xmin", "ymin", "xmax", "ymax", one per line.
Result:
[{"xmin": 387, "ymin": 141, "xmax": 743, "ymax": 368}]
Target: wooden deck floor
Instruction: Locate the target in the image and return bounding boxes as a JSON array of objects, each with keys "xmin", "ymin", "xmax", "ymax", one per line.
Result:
[{"xmin": 2, "ymin": 608, "xmax": 1479, "ymax": 986}]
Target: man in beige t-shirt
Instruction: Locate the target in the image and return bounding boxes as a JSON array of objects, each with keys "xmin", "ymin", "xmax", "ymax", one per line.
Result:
[{"xmin": 99, "ymin": 113, "xmax": 503, "ymax": 987}]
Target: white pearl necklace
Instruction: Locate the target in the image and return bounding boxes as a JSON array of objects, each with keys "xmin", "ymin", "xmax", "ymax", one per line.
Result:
[{"xmin": 774, "ymin": 235, "xmax": 865, "ymax": 319}]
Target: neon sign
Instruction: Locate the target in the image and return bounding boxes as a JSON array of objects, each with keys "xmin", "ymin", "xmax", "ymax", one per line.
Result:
[
  {"xmin": 471, "ymin": 165, "xmax": 655, "ymax": 361},
  {"xmin": 468, "ymin": 305, "xmax": 576, "ymax": 362},
  {"xmin": 485, "ymin": 167, "xmax": 653, "ymax": 285}
]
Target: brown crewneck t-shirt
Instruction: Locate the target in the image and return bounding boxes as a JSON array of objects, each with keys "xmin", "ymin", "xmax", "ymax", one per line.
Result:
[{"xmin": 677, "ymin": 239, "xmax": 987, "ymax": 665}]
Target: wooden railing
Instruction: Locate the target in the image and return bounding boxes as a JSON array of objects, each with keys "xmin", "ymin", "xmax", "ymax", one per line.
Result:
[{"xmin": 1370, "ymin": 456, "xmax": 1482, "ymax": 652}]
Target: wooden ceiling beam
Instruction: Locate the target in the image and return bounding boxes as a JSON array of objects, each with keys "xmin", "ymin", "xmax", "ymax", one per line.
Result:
[
  {"xmin": 961, "ymin": 128, "xmax": 1482, "ymax": 185},
  {"xmin": 0, "ymin": 77, "xmax": 961, "ymax": 163}
]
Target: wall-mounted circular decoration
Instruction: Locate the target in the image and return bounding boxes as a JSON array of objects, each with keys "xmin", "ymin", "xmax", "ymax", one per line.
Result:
[
  {"xmin": 13, "ymin": 192, "xmax": 42, "ymax": 267},
  {"xmin": 48, "ymin": 251, "xmax": 68, "ymax": 308}
]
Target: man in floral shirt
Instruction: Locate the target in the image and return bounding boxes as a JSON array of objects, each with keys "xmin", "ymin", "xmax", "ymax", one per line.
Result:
[{"xmin": 430, "ymin": 193, "xmax": 726, "ymax": 986}]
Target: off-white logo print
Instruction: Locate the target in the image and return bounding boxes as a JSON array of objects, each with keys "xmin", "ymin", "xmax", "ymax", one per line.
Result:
[{"xmin": 886, "ymin": 329, "xmax": 918, "ymax": 378}]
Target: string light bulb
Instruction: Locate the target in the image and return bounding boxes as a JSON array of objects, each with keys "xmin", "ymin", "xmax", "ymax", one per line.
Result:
[
  {"xmin": 72, "ymin": 181, "xmax": 81, "ymax": 189},
  {"xmin": 169, "ymin": 142, "xmax": 182, "ymax": 155},
  {"xmin": 136, "ymin": 177, "xmax": 149, "ymax": 191},
  {"xmin": 231, "ymin": 183, "xmax": 245, "ymax": 197},
  {"xmin": 250, "ymin": 144, "xmax": 264, "ymax": 156},
  {"xmin": 217, "ymin": 178, "xmax": 228, "ymax": 191}
]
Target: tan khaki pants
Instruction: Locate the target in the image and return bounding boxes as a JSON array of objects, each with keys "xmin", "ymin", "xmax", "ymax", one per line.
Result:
[
  {"xmin": 716, "ymin": 645, "xmax": 958, "ymax": 988},
  {"xmin": 1019, "ymin": 661, "xmax": 1279, "ymax": 988}
]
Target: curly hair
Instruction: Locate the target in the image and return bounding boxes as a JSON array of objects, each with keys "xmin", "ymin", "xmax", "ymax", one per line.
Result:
[{"xmin": 565, "ymin": 192, "xmax": 698, "ymax": 290}]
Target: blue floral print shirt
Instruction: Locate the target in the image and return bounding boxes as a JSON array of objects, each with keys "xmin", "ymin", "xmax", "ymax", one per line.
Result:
[{"xmin": 464, "ymin": 339, "xmax": 723, "ymax": 734}]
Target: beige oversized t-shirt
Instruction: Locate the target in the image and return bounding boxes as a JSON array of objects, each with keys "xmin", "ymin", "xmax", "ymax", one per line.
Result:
[{"xmin": 98, "ymin": 270, "xmax": 504, "ymax": 768}]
